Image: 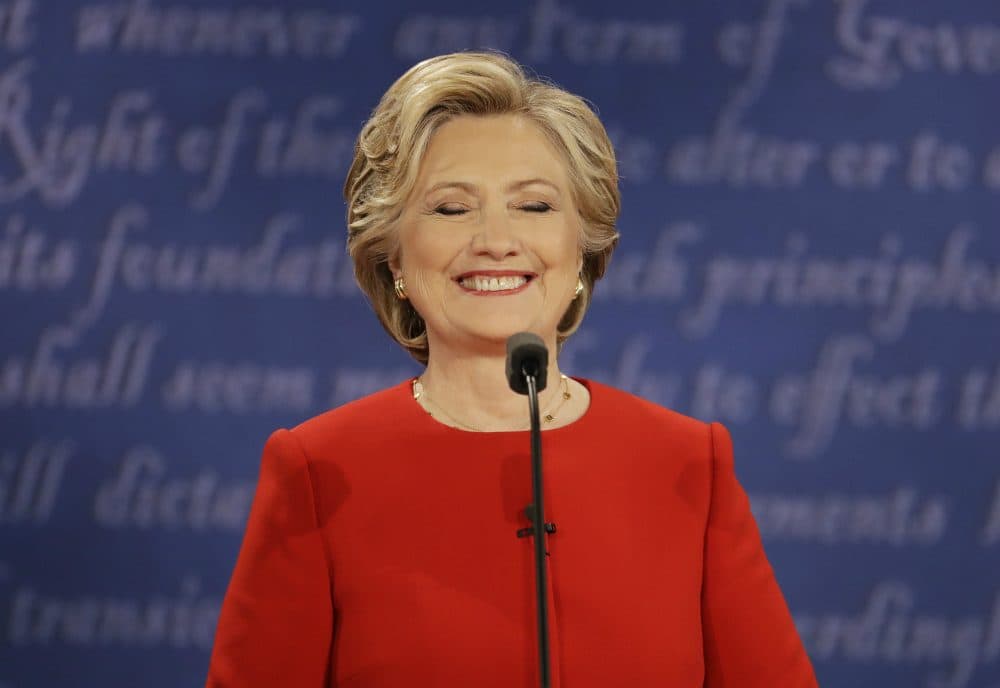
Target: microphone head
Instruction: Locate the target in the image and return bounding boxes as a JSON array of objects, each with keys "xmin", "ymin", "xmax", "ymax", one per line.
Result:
[{"xmin": 506, "ymin": 332, "xmax": 548, "ymax": 394}]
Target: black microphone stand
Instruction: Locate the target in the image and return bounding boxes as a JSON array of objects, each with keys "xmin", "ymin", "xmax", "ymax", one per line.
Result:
[
  {"xmin": 524, "ymin": 370, "xmax": 552, "ymax": 688},
  {"xmin": 507, "ymin": 332, "xmax": 555, "ymax": 688}
]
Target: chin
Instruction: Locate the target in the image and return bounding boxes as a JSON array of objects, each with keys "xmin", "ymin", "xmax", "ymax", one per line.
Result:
[{"xmin": 461, "ymin": 317, "xmax": 551, "ymax": 345}]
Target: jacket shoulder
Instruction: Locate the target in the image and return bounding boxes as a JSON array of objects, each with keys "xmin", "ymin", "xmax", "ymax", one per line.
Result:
[
  {"xmin": 586, "ymin": 378, "xmax": 711, "ymax": 440},
  {"xmin": 288, "ymin": 380, "xmax": 412, "ymax": 449}
]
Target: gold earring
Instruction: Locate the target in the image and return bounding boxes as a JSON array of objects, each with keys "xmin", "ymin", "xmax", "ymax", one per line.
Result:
[
  {"xmin": 394, "ymin": 277, "xmax": 407, "ymax": 300},
  {"xmin": 574, "ymin": 277, "xmax": 584, "ymax": 299}
]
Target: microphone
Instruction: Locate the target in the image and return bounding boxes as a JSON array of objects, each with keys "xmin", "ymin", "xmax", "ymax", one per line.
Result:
[
  {"xmin": 506, "ymin": 332, "xmax": 553, "ymax": 688},
  {"xmin": 506, "ymin": 332, "xmax": 548, "ymax": 394}
]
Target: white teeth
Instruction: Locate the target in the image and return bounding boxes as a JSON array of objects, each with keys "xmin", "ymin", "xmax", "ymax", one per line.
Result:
[{"xmin": 460, "ymin": 275, "xmax": 528, "ymax": 292}]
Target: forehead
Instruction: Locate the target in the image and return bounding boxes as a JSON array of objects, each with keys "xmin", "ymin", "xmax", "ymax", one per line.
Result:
[{"xmin": 415, "ymin": 114, "xmax": 571, "ymax": 188}]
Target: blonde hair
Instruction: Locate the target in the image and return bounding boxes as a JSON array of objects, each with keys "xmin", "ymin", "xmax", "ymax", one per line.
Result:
[{"xmin": 345, "ymin": 51, "xmax": 620, "ymax": 364}]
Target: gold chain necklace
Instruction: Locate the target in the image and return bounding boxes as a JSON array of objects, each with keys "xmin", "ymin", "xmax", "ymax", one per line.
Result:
[{"xmin": 412, "ymin": 375, "xmax": 571, "ymax": 431}]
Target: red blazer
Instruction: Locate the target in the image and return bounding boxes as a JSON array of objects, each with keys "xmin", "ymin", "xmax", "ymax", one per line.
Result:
[{"xmin": 206, "ymin": 378, "xmax": 818, "ymax": 687}]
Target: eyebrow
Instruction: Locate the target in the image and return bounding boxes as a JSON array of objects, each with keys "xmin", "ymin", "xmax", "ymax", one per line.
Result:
[
  {"xmin": 508, "ymin": 178, "xmax": 561, "ymax": 194},
  {"xmin": 424, "ymin": 181, "xmax": 477, "ymax": 195},
  {"xmin": 423, "ymin": 178, "xmax": 562, "ymax": 196}
]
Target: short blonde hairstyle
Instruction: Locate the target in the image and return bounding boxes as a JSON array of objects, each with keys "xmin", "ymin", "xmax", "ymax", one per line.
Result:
[{"xmin": 345, "ymin": 51, "xmax": 620, "ymax": 364}]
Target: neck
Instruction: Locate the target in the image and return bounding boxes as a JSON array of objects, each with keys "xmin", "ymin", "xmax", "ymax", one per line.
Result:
[{"xmin": 419, "ymin": 334, "xmax": 565, "ymax": 431}]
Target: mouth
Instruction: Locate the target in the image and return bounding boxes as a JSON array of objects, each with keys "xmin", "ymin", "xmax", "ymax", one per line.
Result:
[{"xmin": 454, "ymin": 271, "xmax": 536, "ymax": 295}]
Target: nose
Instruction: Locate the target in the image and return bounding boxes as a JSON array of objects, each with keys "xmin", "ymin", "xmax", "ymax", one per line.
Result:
[{"xmin": 471, "ymin": 211, "xmax": 521, "ymax": 260}]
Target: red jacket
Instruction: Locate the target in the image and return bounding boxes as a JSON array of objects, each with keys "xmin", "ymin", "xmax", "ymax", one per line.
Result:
[{"xmin": 207, "ymin": 378, "xmax": 818, "ymax": 687}]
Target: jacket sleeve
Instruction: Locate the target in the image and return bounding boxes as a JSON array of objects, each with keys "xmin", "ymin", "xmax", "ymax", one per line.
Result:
[
  {"xmin": 701, "ymin": 422, "xmax": 818, "ymax": 688},
  {"xmin": 206, "ymin": 428, "xmax": 334, "ymax": 687}
]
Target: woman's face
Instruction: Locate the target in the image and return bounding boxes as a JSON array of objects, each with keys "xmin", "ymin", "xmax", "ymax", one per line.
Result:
[{"xmin": 393, "ymin": 114, "xmax": 583, "ymax": 355}]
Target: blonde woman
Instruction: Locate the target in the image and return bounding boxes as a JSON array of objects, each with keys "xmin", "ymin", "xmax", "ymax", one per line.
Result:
[{"xmin": 206, "ymin": 52, "xmax": 818, "ymax": 688}]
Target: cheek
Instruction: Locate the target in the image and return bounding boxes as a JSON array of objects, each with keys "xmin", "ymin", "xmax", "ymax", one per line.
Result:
[
  {"xmin": 541, "ymin": 228, "xmax": 583, "ymax": 275},
  {"xmin": 399, "ymin": 226, "xmax": 457, "ymax": 294},
  {"xmin": 400, "ymin": 223, "xmax": 442, "ymax": 270}
]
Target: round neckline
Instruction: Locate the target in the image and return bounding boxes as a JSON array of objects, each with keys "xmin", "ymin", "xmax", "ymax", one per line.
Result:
[{"xmin": 405, "ymin": 376, "xmax": 595, "ymax": 436}]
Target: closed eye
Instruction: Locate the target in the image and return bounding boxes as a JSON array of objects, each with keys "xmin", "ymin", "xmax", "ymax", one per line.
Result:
[
  {"xmin": 433, "ymin": 204, "xmax": 469, "ymax": 216},
  {"xmin": 518, "ymin": 202, "xmax": 552, "ymax": 213}
]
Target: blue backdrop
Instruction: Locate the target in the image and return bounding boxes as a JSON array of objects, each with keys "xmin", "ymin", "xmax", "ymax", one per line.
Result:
[{"xmin": 1, "ymin": 1, "xmax": 999, "ymax": 686}]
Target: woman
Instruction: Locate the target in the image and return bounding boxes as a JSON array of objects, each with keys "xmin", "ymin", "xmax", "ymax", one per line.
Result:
[{"xmin": 206, "ymin": 52, "xmax": 818, "ymax": 687}]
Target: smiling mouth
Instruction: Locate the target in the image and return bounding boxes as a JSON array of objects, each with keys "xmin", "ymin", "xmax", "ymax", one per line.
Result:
[{"xmin": 455, "ymin": 273, "xmax": 535, "ymax": 294}]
